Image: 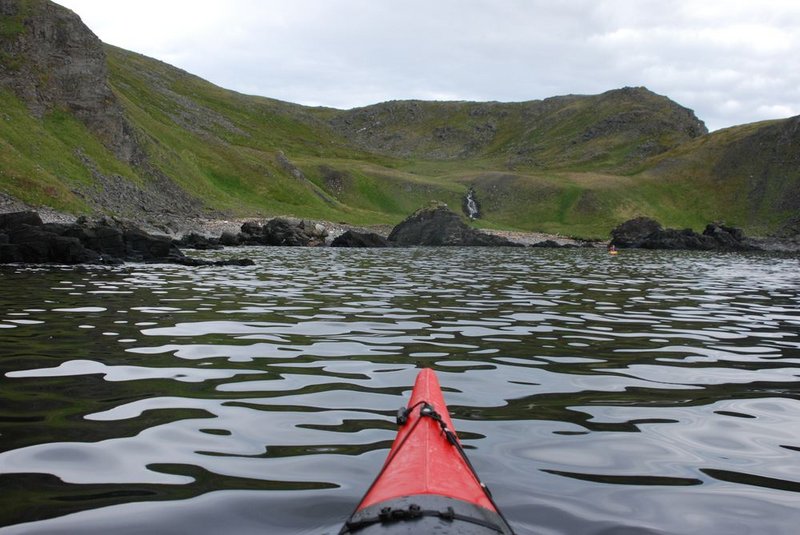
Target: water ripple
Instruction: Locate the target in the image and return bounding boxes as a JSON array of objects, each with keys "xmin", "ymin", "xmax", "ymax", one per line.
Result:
[{"xmin": 2, "ymin": 248, "xmax": 800, "ymax": 534}]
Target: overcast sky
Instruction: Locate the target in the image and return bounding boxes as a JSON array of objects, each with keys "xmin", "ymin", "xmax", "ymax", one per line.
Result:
[{"xmin": 56, "ymin": 0, "xmax": 799, "ymax": 132}]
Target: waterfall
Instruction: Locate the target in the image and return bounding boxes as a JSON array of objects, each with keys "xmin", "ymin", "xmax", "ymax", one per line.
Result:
[{"xmin": 465, "ymin": 188, "xmax": 479, "ymax": 220}]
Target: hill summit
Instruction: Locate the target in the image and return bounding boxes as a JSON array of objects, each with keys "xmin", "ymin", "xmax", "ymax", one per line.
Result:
[{"xmin": 330, "ymin": 87, "xmax": 706, "ymax": 168}]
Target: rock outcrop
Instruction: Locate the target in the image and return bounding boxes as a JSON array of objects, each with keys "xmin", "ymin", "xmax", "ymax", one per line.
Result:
[
  {"xmin": 0, "ymin": 0, "xmax": 141, "ymax": 163},
  {"xmin": 610, "ymin": 217, "xmax": 759, "ymax": 251},
  {"xmin": 172, "ymin": 218, "xmax": 331, "ymax": 249},
  {"xmin": 237, "ymin": 218, "xmax": 328, "ymax": 247},
  {"xmin": 0, "ymin": 211, "xmax": 252, "ymax": 265},
  {"xmin": 609, "ymin": 217, "xmax": 667, "ymax": 248},
  {"xmin": 331, "ymin": 230, "xmax": 390, "ymax": 248},
  {"xmin": 0, "ymin": 211, "xmax": 101, "ymax": 264},
  {"xmin": 387, "ymin": 204, "xmax": 519, "ymax": 246},
  {"xmin": 174, "ymin": 232, "xmax": 223, "ymax": 250},
  {"xmin": 0, "ymin": 0, "xmax": 206, "ymax": 224}
]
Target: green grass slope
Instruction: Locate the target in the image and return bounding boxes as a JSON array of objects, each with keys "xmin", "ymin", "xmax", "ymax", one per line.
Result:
[
  {"xmin": 0, "ymin": 87, "xmax": 136, "ymax": 213},
  {"xmin": 638, "ymin": 117, "xmax": 800, "ymax": 234},
  {"xmin": 106, "ymin": 48, "xmax": 794, "ymax": 238},
  {"xmin": 104, "ymin": 46, "xmax": 476, "ymax": 225},
  {"xmin": 1, "ymin": 15, "xmax": 797, "ymax": 238},
  {"xmin": 327, "ymin": 87, "xmax": 706, "ymax": 171}
]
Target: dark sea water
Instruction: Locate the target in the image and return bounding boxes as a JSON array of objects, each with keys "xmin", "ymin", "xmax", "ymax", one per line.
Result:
[{"xmin": 1, "ymin": 247, "xmax": 799, "ymax": 535}]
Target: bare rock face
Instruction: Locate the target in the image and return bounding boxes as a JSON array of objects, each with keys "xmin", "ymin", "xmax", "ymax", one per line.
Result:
[{"xmin": 0, "ymin": 0, "xmax": 141, "ymax": 162}]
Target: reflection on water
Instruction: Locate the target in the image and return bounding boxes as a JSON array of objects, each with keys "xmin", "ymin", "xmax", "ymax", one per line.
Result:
[{"xmin": 1, "ymin": 247, "xmax": 800, "ymax": 534}]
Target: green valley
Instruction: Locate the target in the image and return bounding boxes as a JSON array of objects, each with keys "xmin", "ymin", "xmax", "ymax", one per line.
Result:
[{"xmin": 1, "ymin": 0, "xmax": 798, "ymax": 239}]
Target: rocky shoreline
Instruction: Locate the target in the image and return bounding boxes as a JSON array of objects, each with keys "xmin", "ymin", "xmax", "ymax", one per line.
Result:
[
  {"xmin": 2, "ymin": 192, "xmax": 597, "ymax": 248},
  {"xmin": 0, "ymin": 203, "xmax": 599, "ymax": 266},
  {"xmin": 160, "ymin": 213, "xmax": 798, "ymax": 252},
  {"xmin": 172, "ymin": 218, "xmax": 591, "ymax": 248},
  {"xmin": 2, "ymin": 198, "xmax": 799, "ymax": 267},
  {"xmin": 607, "ymin": 216, "xmax": 800, "ymax": 252},
  {"xmin": 0, "ymin": 211, "xmax": 253, "ymax": 266}
]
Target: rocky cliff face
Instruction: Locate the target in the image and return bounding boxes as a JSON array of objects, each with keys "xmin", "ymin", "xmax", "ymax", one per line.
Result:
[{"xmin": 0, "ymin": 0, "xmax": 140, "ymax": 162}]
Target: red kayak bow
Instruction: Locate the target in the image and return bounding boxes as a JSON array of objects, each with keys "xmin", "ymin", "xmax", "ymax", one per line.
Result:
[{"xmin": 340, "ymin": 368, "xmax": 515, "ymax": 534}]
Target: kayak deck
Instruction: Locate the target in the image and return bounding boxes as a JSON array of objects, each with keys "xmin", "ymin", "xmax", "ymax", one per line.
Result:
[
  {"xmin": 340, "ymin": 368, "xmax": 515, "ymax": 534},
  {"xmin": 343, "ymin": 495, "xmax": 513, "ymax": 534}
]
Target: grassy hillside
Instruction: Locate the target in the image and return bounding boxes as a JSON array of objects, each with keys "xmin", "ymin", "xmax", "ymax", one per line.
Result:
[
  {"xmin": 329, "ymin": 87, "xmax": 705, "ymax": 173},
  {"xmin": 0, "ymin": 87, "xmax": 134, "ymax": 213},
  {"xmin": 1, "ymin": 8, "xmax": 797, "ymax": 238},
  {"xmin": 102, "ymin": 46, "xmax": 481, "ymax": 225},
  {"xmin": 638, "ymin": 118, "xmax": 800, "ymax": 234}
]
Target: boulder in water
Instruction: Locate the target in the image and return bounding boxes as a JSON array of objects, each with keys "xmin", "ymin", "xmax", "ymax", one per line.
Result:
[
  {"xmin": 237, "ymin": 218, "xmax": 327, "ymax": 246},
  {"xmin": 388, "ymin": 203, "xmax": 519, "ymax": 246},
  {"xmin": 174, "ymin": 232, "xmax": 223, "ymax": 250},
  {"xmin": 331, "ymin": 230, "xmax": 390, "ymax": 248},
  {"xmin": 609, "ymin": 217, "xmax": 664, "ymax": 248},
  {"xmin": 610, "ymin": 217, "xmax": 758, "ymax": 251}
]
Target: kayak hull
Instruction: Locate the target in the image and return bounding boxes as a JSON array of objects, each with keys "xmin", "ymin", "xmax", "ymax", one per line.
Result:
[{"xmin": 340, "ymin": 368, "xmax": 514, "ymax": 534}]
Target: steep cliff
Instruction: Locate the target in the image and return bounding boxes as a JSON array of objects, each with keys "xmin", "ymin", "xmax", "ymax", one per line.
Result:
[{"xmin": 0, "ymin": 0, "xmax": 140, "ymax": 162}]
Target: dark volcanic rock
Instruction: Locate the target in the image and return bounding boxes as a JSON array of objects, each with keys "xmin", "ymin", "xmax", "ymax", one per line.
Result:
[
  {"xmin": 237, "ymin": 218, "xmax": 327, "ymax": 246},
  {"xmin": 0, "ymin": 211, "xmax": 252, "ymax": 265},
  {"xmin": 1, "ymin": 224, "xmax": 101, "ymax": 264},
  {"xmin": 58, "ymin": 217, "xmax": 183, "ymax": 262},
  {"xmin": 609, "ymin": 217, "xmax": 664, "ymax": 248},
  {"xmin": 388, "ymin": 204, "xmax": 519, "ymax": 246},
  {"xmin": 121, "ymin": 227, "xmax": 179, "ymax": 261},
  {"xmin": 331, "ymin": 230, "xmax": 390, "ymax": 248},
  {"xmin": 0, "ymin": 211, "xmax": 45, "ymax": 229},
  {"xmin": 0, "ymin": 212, "xmax": 104, "ymax": 264},
  {"xmin": 262, "ymin": 219, "xmax": 315, "ymax": 246},
  {"xmin": 530, "ymin": 240, "xmax": 563, "ymax": 248},
  {"xmin": 640, "ymin": 227, "xmax": 712, "ymax": 250},
  {"xmin": 703, "ymin": 223, "xmax": 745, "ymax": 246},
  {"xmin": 219, "ymin": 231, "xmax": 241, "ymax": 246},
  {"xmin": 174, "ymin": 232, "xmax": 223, "ymax": 250},
  {"xmin": 610, "ymin": 217, "xmax": 759, "ymax": 251}
]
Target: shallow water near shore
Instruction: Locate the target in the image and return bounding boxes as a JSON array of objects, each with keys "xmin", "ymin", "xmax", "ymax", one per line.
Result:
[{"xmin": 1, "ymin": 247, "xmax": 799, "ymax": 534}]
